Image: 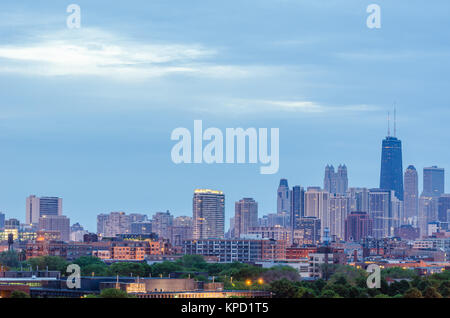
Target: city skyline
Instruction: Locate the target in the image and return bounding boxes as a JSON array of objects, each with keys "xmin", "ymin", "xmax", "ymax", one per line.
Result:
[{"xmin": 1, "ymin": 1, "xmax": 450, "ymax": 232}]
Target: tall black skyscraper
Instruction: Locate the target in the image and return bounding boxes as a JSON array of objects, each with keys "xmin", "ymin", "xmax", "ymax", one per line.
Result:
[
  {"xmin": 380, "ymin": 112, "xmax": 404, "ymax": 201},
  {"xmin": 290, "ymin": 185, "xmax": 305, "ymax": 230}
]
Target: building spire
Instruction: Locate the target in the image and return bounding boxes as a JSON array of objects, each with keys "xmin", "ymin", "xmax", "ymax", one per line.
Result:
[
  {"xmin": 387, "ymin": 111, "xmax": 390, "ymax": 137},
  {"xmin": 394, "ymin": 103, "xmax": 397, "ymax": 137}
]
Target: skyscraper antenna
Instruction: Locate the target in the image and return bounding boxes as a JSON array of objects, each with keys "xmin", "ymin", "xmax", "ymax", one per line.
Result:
[
  {"xmin": 387, "ymin": 111, "xmax": 390, "ymax": 137},
  {"xmin": 394, "ymin": 103, "xmax": 397, "ymax": 137}
]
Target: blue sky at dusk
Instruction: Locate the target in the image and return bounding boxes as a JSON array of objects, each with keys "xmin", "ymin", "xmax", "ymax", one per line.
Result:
[{"xmin": 0, "ymin": 1, "xmax": 449, "ymax": 231}]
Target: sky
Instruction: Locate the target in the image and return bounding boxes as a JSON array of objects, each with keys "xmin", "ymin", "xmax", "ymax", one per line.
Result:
[{"xmin": 0, "ymin": 1, "xmax": 449, "ymax": 232}]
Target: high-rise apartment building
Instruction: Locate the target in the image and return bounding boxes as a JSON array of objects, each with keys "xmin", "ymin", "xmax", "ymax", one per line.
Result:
[
  {"xmin": 345, "ymin": 211, "xmax": 373, "ymax": 242},
  {"xmin": 152, "ymin": 211, "xmax": 173, "ymax": 239},
  {"xmin": 38, "ymin": 215, "xmax": 70, "ymax": 242},
  {"xmin": 324, "ymin": 165, "xmax": 348, "ymax": 195},
  {"xmin": 97, "ymin": 212, "xmax": 131, "ymax": 237},
  {"xmin": 347, "ymin": 188, "xmax": 369, "ymax": 213},
  {"xmin": 193, "ymin": 189, "xmax": 225, "ymax": 239},
  {"xmin": 422, "ymin": 166, "xmax": 445, "ymax": 197},
  {"xmin": 292, "ymin": 217, "xmax": 321, "ymax": 246},
  {"xmin": 329, "ymin": 194, "xmax": 354, "ymax": 241},
  {"xmin": 438, "ymin": 194, "xmax": 450, "ymax": 223},
  {"xmin": 418, "ymin": 196, "xmax": 438, "ymax": 238},
  {"xmin": 26, "ymin": 195, "xmax": 62, "ymax": 225},
  {"xmin": 170, "ymin": 216, "xmax": 193, "ymax": 246},
  {"xmin": 369, "ymin": 189, "xmax": 393, "ymax": 239},
  {"xmin": 304, "ymin": 187, "xmax": 330, "ymax": 238},
  {"xmin": 404, "ymin": 165, "xmax": 419, "ymax": 224},
  {"xmin": 234, "ymin": 198, "xmax": 258, "ymax": 238},
  {"xmin": 380, "ymin": 136, "xmax": 404, "ymax": 201}
]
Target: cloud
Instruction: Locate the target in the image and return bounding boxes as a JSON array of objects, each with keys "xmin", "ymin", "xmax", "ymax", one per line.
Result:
[
  {"xmin": 214, "ymin": 99, "xmax": 379, "ymax": 114},
  {"xmin": 0, "ymin": 28, "xmax": 251, "ymax": 80}
]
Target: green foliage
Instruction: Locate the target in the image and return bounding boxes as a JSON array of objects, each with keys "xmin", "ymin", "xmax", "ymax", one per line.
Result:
[
  {"xmin": 270, "ymin": 278, "xmax": 298, "ymax": 298},
  {"xmin": 108, "ymin": 262, "xmax": 150, "ymax": 277},
  {"xmin": 0, "ymin": 250, "xmax": 20, "ymax": 268},
  {"xmin": 9, "ymin": 290, "xmax": 30, "ymax": 298},
  {"xmin": 403, "ymin": 287, "xmax": 422, "ymax": 298},
  {"xmin": 423, "ymin": 286, "xmax": 442, "ymax": 298},
  {"xmin": 73, "ymin": 256, "xmax": 109, "ymax": 276},
  {"xmin": 26, "ymin": 256, "xmax": 69, "ymax": 273},
  {"xmin": 99, "ymin": 288, "xmax": 131, "ymax": 298}
]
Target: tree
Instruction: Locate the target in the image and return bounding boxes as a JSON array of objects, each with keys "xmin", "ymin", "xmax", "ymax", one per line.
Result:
[
  {"xmin": 423, "ymin": 286, "xmax": 443, "ymax": 298},
  {"xmin": 270, "ymin": 278, "xmax": 298, "ymax": 298},
  {"xmin": 73, "ymin": 256, "xmax": 108, "ymax": 276},
  {"xmin": 108, "ymin": 262, "xmax": 149, "ymax": 277},
  {"xmin": 26, "ymin": 256, "xmax": 69, "ymax": 273},
  {"xmin": 0, "ymin": 250, "xmax": 20, "ymax": 268},
  {"xmin": 296, "ymin": 287, "xmax": 316, "ymax": 298},
  {"xmin": 9, "ymin": 290, "xmax": 30, "ymax": 298},
  {"xmin": 374, "ymin": 294, "xmax": 389, "ymax": 298},
  {"xmin": 404, "ymin": 287, "xmax": 422, "ymax": 298},
  {"xmin": 99, "ymin": 288, "xmax": 130, "ymax": 298},
  {"xmin": 320, "ymin": 289, "xmax": 340, "ymax": 298}
]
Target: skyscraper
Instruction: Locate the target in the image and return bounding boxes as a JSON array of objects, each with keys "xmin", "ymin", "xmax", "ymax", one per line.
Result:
[
  {"xmin": 277, "ymin": 179, "xmax": 290, "ymax": 216},
  {"xmin": 152, "ymin": 211, "xmax": 173, "ymax": 239},
  {"xmin": 422, "ymin": 166, "xmax": 445, "ymax": 197},
  {"xmin": 0, "ymin": 212, "xmax": 5, "ymax": 229},
  {"xmin": 324, "ymin": 165, "xmax": 348, "ymax": 195},
  {"xmin": 369, "ymin": 189, "xmax": 393, "ymax": 239},
  {"xmin": 404, "ymin": 165, "xmax": 418, "ymax": 224},
  {"xmin": 26, "ymin": 195, "xmax": 62, "ymax": 225},
  {"xmin": 290, "ymin": 186, "xmax": 305, "ymax": 230},
  {"xmin": 193, "ymin": 189, "xmax": 225, "ymax": 239},
  {"xmin": 304, "ymin": 187, "xmax": 330, "ymax": 238},
  {"xmin": 234, "ymin": 198, "xmax": 258, "ymax": 238},
  {"xmin": 347, "ymin": 188, "xmax": 369, "ymax": 213},
  {"xmin": 438, "ymin": 194, "xmax": 450, "ymax": 223},
  {"xmin": 97, "ymin": 212, "xmax": 131, "ymax": 237},
  {"xmin": 380, "ymin": 135, "xmax": 404, "ymax": 201},
  {"xmin": 329, "ymin": 194, "xmax": 353, "ymax": 241},
  {"xmin": 345, "ymin": 211, "xmax": 373, "ymax": 242}
]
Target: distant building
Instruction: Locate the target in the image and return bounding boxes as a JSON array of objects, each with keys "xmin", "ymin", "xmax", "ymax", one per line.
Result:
[
  {"xmin": 329, "ymin": 194, "xmax": 354, "ymax": 241},
  {"xmin": 304, "ymin": 188, "xmax": 330, "ymax": 238},
  {"xmin": 369, "ymin": 189, "xmax": 393, "ymax": 239},
  {"xmin": 345, "ymin": 211, "xmax": 372, "ymax": 242},
  {"xmin": 0, "ymin": 212, "xmax": 5, "ymax": 229},
  {"xmin": 170, "ymin": 216, "xmax": 193, "ymax": 246},
  {"xmin": 292, "ymin": 217, "xmax": 321, "ymax": 246},
  {"xmin": 418, "ymin": 196, "xmax": 439, "ymax": 238},
  {"xmin": 347, "ymin": 188, "xmax": 369, "ymax": 213},
  {"xmin": 290, "ymin": 186, "xmax": 305, "ymax": 230},
  {"xmin": 38, "ymin": 215, "xmax": 70, "ymax": 242},
  {"xmin": 234, "ymin": 198, "xmax": 258, "ymax": 238},
  {"xmin": 277, "ymin": 179, "xmax": 290, "ymax": 217},
  {"xmin": 324, "ymin": 164, "xmax": 348, "ymax": 195},
  {"xmin": 422, "ymin": 166, "xmax": 445, "ymax": 197},
  {"xmin": 97, "ymin": 212, "xmax": 131, "ymax": 237},
  {"xmin": 152, "ymin": 211, "xmax": 173, "ymax": 240},
  {"xmin": 131, "ymin": 221, "xmax": 153, "ymax": 235},
  {"xmin": 438, "ymin": 194, "xmax": 450, "ymax": 223},
  {"xmin": 26, "ymin": 195, "xmax": 62, "ymax": 225},
  {"xmin": 380, "ymin": 135, "xmax": 404, "ymax": 201},
  {"xmin": 394, "ymin": 225, "xmax": 420, "ymax": 241},
  {"xmin": 404, "ymin": 165, "xmax": 419, "ymax": 224},
  {"xmin": 193, "ymin": 189, "xmax": 225, "ymax": 239}
]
